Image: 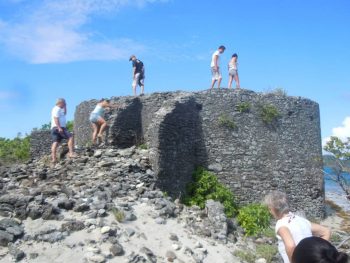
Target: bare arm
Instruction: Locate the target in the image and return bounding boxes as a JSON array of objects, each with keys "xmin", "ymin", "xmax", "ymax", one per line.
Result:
[
  {"xmin": 133, "ymin": 66, "xmax": 136, "ymax": 77},
  {"xmin": 278, "ymin": 227, "xmax": 296, "ymax": 263},
  {"xmin": 311, "ymin": 223, "xmax": 331, "ymax": 240}
]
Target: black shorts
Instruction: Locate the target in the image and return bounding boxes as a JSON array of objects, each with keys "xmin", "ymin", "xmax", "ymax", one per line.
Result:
[{"xmin": 51, "ymin": 127, "xmax": 72, "ymax": 143}]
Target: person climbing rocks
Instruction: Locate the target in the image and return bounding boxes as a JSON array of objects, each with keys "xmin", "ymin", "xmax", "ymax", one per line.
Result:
[
  {"xmin": 228, "ymin": 53, "xmax": 240, "ymax": 89},
  {"xmin": 51, "ymin": 98, "xmax": 77, "ymax": 163},
  {"xmin": 89, "ymin": 98, "xmax": 120, "ymax": 145},
  {"xmin": 210, "ymin": 45, "xmax": 225, "ymax": 89},
  {"xmin": 129, "ymin": 55, "xmax": 145, "ymax": 96}
]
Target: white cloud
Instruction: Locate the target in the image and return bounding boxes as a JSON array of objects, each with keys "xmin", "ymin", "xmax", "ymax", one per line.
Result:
[
  {"xmin": 0, "ymin": 0, "xmax": 167, "ymax": 63},
  {"xmin": 323, "ymin": 116, "xmax": 350, "ymax": 146}
]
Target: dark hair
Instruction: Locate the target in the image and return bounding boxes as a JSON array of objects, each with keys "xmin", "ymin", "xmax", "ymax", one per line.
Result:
[
  {"xmin": 99, "ymin": 98, "xmax": 110, "ymax": 103},
  {"xmin": 292, "ymin": 237, "xmax": 349, "ymax": 263},
  {"xmin": 232, "ymin": 53, "xmax": 238, "ymax": 58},
  {"xmin": 218, "ymin": 45, "xmax": 226, "ymax": 50}
]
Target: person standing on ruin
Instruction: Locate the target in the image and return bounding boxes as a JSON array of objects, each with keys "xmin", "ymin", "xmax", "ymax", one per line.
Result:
[
  {"xmin": 210, "ymin": 45, "xmax": 225, "ymax": 89},
  {"xmin": 228, "ymin": 53, "xmax": 240, "ymax": 89},
  {"xmin": 129, "ymin": 55, "xmax": 145, "ymax": 96},
  {"xmin": 50, "ymin": 98, "xmax": 76, "ymax": 163}
]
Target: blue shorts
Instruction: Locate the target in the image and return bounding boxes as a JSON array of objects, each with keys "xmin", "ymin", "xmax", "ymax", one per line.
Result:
[{"xmin": 51, "ymin": 127, "xmax": 72, "ymax": 143}]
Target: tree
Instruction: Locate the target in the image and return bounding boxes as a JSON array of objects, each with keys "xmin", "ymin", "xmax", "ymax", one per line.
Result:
[{"xmin": 323, "ymin": 136, "xmax": 350, "ymax": 197}]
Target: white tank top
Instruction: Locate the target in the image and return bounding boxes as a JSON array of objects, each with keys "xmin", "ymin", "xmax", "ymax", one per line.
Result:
[{"xmin": 275, "ymin": 212, "xmax": 312, "ymax": 263}]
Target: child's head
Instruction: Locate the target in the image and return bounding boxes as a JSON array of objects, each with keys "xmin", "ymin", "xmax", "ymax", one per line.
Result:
[
  {"xmin": 232, "ymin": 53, "xmax": 238, "ymax": 59},
  {"xmin": 292, "ymin": 236, "xmax": 349, "ymax": 263}
]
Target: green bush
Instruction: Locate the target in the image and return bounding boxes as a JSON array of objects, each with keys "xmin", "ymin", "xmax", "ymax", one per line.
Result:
[
  {"xmin": 218, "ymin": 114, "xmax": 236, "ymax": 129},
  {"xmin": 260, "ymin": 104, "xmax": 280, "ymax": 124},
  {"xmin": 237, "ymin": 203, "xmax": 271, "ymax": 236},
  {"xmin": 183, "ymin": 167, "xmax": 237, "ymax": 217},
  {"xmin": 0, "ymin": 135, "xmax": 30, "ymax": 164},
  {"xmin": 66, "ymin": 121, "xmax": 74, "ymax": 132},
  {"xmin": 236, "ymin": 102, "xmax": 251, "ymax": 113}
]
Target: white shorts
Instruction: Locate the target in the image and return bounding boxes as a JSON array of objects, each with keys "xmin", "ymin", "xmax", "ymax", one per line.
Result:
[{"xmin": 211, "ymin": 67, "xmax": 222, "ymax": 80}]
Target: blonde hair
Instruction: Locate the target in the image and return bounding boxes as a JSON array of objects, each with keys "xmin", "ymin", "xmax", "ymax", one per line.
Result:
[{"xmin": 56, "ymin": 98, "xmax": 66, "ymax": 105}]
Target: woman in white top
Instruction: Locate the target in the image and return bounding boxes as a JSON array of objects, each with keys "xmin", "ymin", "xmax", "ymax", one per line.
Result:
[
  {"xmin": 264, "ymin": 191, "xmax": 331, "ymax": 263},
  {"xmin": 89, "ymin": 99, "xmax": 118, "ymax": 145},
  {"xmin": 228, "ymin": 53, "xmax": 240, "ymax": 89}
]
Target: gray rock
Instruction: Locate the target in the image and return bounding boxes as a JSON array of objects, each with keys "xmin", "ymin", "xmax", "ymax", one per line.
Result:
[
  {"xmin": 110, "ymin": 243, "xmax": 124, "ymax": 256},
  {"xmin": 0, "ymin": 230, "xmax": 14, "ymax": 246},
  {"xmin": 9, "ymin": 245, "xmax": 26, "ymax": 261},
  {"xmin": 61, "ymin": 220, "xmax": 85, "ymax": 232},
  {"xmin": 165, "ymin": 250, "xmax": 177, "ymax": 262}
]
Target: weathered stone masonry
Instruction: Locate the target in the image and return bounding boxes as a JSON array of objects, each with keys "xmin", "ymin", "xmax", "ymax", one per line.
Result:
[{"xmin": 33, "ymin": 89, "xmax": 324, "ymax": 217}]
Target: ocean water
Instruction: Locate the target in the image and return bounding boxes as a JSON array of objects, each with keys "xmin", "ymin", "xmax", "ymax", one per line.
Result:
[{"xmin": 324, "ymin": 167, "xmax": 350, "ymax": 212}]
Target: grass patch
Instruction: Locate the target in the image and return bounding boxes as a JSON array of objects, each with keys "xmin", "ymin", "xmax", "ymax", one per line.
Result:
[
  {"xmin": 234, "ymin": 244, "xmax": 277, "ymax": 263},
  {"xmin": 183, "ymin": 167, "xmax": 237, "ymax": 217},
  {"xmin": 111, "ymin": 208, "xmax": 125, "ymax": 223},
  {"xmin": 236, "ymin": 102, "xmax": 251, "ymax": 113},
  {"xmin": 138, "ymin": 143, "xmax": 148, "ymax": 150},
  {"xmin": 259, "ymin": 104, "xmax": 280, "ymax": 124},
  {"xmin": 218, "ymin": 114, "xmax": 236, "ymax": 129}
]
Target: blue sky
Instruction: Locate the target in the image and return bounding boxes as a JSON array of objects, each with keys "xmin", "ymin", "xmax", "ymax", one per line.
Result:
[{"xmin": 0, "ymin": 0, "xmax": 349, "ymax": 144}]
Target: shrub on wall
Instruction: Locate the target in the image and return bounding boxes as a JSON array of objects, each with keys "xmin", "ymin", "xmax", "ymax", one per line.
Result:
[
  {"xmin": 236, "ymin": 102, "xmax": 251, "ymax": 113},
  {"xmin": 183, "ymin": 167, "xmax": 237, "ymax": 217},
  {"xmin": 237, "ymin": 203, "xmax": 271, "ymax": 236},
  {"xmin": 218, "ymin": 114, "xmax": 236, "ymax": 129},
  {"xmin": 260, "ymin": 104, "xmax": 280, "ymax": 124}
]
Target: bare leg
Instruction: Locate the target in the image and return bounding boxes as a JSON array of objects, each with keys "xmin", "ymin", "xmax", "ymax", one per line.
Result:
[
  {"xmin": 91, "ymin": 123, "xmax": 99, "ymax": 144},
  {"xmin": 217, "ymin": 77, "xmax": 222, "ymax": 89},
  {"xmin": 235, "ymin": 73, "xmax": 240, "ymax": 89},
  {"xmin": 97, "ymin": 119, "xmax": 107, "ymax": 138},
  {"xmin": 141, "ymin": 85, "xmax": 144, "ymax": 95},
  {"xmin": 132, "ymin": 83, "xmax": 137, "ymax": 96},
  {"xmin": 51, "ymin": 142, "xmax": 59, "ymax": 163},
  {"xmin": 228, "ymin": 75, "xmax": 233, "ymax": 89},
  {"xmin": 210, "ymin": 79, "xmax": 216, "ymax": 89},
  {"xmin": 67, "ymin": 137, "xmax": 76, "ymax": 157}
]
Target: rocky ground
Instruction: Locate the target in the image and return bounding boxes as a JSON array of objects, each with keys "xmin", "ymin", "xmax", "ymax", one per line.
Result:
[{"xmin": 0, "ymin": 146, "xmax": 348, "ymax": 263}]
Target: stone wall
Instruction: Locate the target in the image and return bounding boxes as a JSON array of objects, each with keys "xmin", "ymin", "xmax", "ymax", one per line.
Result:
[
  {"xmin": 30, "ymin": 130, "xmax": 52, "ymax": 159},
  {"xmin": 32, "ymin": 89, "xmax": 324, "ymax": 217}
]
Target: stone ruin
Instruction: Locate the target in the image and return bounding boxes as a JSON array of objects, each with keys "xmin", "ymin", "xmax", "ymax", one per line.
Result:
[{"xmin": 31, "ymin": 89, "xmax": 324, "ymax": 217}]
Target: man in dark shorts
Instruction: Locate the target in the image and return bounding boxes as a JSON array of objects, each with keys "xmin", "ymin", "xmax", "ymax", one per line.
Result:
[
  {"xmin": 50, "ymin": 98, "xmax": 76, "ymax": 163},
  {"xmin": 129, "ymin": 55, "xmax": 145, "ymax": 96}
]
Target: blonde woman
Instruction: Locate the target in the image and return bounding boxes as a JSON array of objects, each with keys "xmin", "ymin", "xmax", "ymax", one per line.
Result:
[
  {"xmin": 228, "ymin": 53, "xmax": 240, "ymax": 89},
  {"xmin": 89, "ymin": 99, "xmax": 119, "ymax": 145},
  {"xmin": 264, "ymin": 191, "xmax": 331, "ymax": 263}
]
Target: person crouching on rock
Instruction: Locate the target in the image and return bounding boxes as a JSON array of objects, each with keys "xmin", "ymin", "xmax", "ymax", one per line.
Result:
[
  {"xmin": 89, "ymin": 99, "xmax": 119, "ymax": 145},
  {"xmin": 264, "ymin": 191, "xmax": 331, "ymax": 263},
  {"xmin": 51, "ymin": 98, "xmax": 77, "ymax": 163}
]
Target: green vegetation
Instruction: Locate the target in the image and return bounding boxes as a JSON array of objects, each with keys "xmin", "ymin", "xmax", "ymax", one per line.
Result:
[
  {"xmin": 270, "ymin": 88, "xmax": 287, "ymax": 96},
  {"xmin": 111, "ymin": 207, "xmax": 125, "ymax": 223},
  {"xmin": 183, "ymin": 167, "xmax": 237, "ymax": 217},
  {"xmin": 259, "ymin": 104, "xmax": 280, "ymax": 124},
  {"xmin": 236, "ymin": 102, "xmax": 251, "ymax": 113},
  {"xmin": 138, "ymin": 143, "xmax": 148, "ymax": 150},
  {"xmin": 218, "ymin": 114, "xmax": 236, "ymax": 129},
  {"xmin": 323, "ymin": 136, "xmax": 350, "ymax": 196},
  {"xmin": 35, "ymin": 121, "xmax": 73, "ymax": 132},
  {"xmin": 237, "ymin": 203, "xmax": 271, "ymax": 236},
  {"xmin": 234, "ymin": 244, "xmax": 277, "ymax": 263},
  {"xmin": 0, "ymin": 135, "xmax": 30, "ymax": 164}
]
